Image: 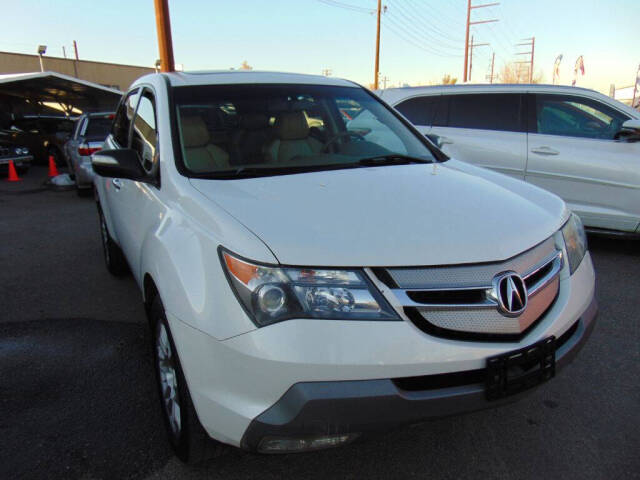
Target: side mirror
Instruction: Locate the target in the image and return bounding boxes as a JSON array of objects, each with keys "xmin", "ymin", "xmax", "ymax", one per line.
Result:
[
  {"xmin": 621, "ymin": 119, "xmax": 640, "ymax": 132},
  {"xmin": 615, "ymin": 119, "xmax": 640, "ymax": 142},
  {"xmin": 92, "ymin": 149, "xmax": 147, "ymax": 181}
]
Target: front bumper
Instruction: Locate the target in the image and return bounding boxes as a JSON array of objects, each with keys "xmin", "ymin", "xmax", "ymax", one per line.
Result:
[
  {"xmin": 166, "ymin": 252, "xmax": 596, "ymax": 450},
  {"xmin": 0, "ymin": 155, "xmax": 32, "ymax": 170},
  {"xmin": 241, "ymin": 297, "xmax": 597, "ymax": 451}
]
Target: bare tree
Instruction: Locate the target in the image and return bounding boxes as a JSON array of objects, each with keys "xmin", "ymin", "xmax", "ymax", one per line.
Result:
[
  {"xmin": 441, "ymin": 74, "xmax": 457, "ymax": 85},
  {"xmin": 498, "ymin": 62, "xmax": 543, "ymax": 84}
]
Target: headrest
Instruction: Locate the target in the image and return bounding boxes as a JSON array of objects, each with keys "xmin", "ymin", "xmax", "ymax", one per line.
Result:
[
  {"xmin": 181, "ymin": 116, "xmax": 210, "ymax": 148},
  {"xmin": 275, "ymin": 111, "xmax": 309, "ymax": 140},
  {"xmin": 240, "ymin": 113, "xmax": 269, "ymax": 130}
]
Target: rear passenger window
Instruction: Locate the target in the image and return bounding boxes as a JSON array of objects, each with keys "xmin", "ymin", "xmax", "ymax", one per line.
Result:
[
  {"xmin": 112, "ymin": 89, "xmax": 140, "ymax": 147},
  {"xmin": 131, "ymin": 91, "xmax": 158, "ymax": 173},
  {"xmin": 395, "ymin": 96, "xmax": 440, "ymax": 126},
  {"xmin": 447, "ymin": 94, "xmax": 523, "ymax": 132}
]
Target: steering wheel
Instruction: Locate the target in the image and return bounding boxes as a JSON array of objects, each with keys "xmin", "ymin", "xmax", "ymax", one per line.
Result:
[{"xmin": 322, "ymin": 131, "xmax": 366, "ymax": 153}]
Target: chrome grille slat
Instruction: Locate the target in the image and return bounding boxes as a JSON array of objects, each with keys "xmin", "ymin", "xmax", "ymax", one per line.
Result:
[
  {"xmin": 387, "ymin": 237, "xmax": 556, "ymax": 289},
  {"xmin": 381, "ymin": 236, "xmax": 562, "ymax": 337}
]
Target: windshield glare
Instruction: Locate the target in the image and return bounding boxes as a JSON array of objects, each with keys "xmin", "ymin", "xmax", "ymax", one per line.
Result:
[{"xmin": 173, "ymin": 84, "xmax": 436, "ymax": 177}]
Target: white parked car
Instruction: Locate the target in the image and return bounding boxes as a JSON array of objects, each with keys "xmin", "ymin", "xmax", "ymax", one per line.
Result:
[
  {"xmin": 92, "ymin": 72, "xmax": 596, "ymax": 463},
  {"xmin": 379, "ymin": 84, "xmax": 640, "ymax": 235}
]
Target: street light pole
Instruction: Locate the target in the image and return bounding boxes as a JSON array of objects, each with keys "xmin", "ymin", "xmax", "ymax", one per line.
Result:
[
  {"xmin": 154, "ymin": 0, "xmax": 175, "ymax": 72},
  {"xmin": 37, "ymin": 45, "xmax": 47, "ymax": 72}
]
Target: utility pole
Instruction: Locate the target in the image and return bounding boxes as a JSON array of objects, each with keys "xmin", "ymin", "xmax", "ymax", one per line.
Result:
[
  {"xmin": 632, "ymin": 63, "xmax": 639, "ymax": 108},
  {"xmin": 380, "ymin": 75, "xmax": 389, "ymax": 89},
  {"xmin": 154, "ymin": 0, "xmax": 175, "ymax": 72},
  {"xmin": 62, "ymin": 46, "xmax": 67, "ymax": 59},
  {"xmin": 486, "ymin": 52, "xmax": 496, "ymax": 83},
  {"xmin": 468, "ymin": 35, "xmax": 490, "ymax": 82},
  {"xmin": 463, "ymin": 1, "xmax": 499, "ymax": 82},
  {"xmin": 321, "ymin": 68, "xmax": 332, "ymax": 77},
  {"xmin": 72, "ymin": 40, "xmax": 79, "ymax": 78},
  {"xmin": 374, "ymin": 0, "xmax": 381, "ymax": 89},
  {"xmin": 515, "ymin": 37, "xmax": 535, "ymax": 83}
]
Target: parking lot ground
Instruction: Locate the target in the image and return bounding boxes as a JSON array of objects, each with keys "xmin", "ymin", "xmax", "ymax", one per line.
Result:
[{"xmin": 1, "ymin": 166, "xmax": 639, "ymax": 480}]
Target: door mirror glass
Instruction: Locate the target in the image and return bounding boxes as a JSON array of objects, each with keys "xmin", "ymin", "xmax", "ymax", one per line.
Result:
[
  {"xmin": 616, "ymin": 119, "xmax": 640, "ymax": 142},
  {"xmin": 92, "ymin": 149, "xmax": 147, "ymax": 181},
  {"xmin": 621, "ymin": 119, "xmax": 640, "ymax": 132}
]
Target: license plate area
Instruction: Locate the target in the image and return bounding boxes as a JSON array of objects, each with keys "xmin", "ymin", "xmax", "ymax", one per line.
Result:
[{"xmin": 485, "ymin": 337, "xmax": 556, "ymax": 401}]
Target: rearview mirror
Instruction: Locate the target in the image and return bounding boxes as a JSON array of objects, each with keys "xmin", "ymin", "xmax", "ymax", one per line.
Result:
[{"xmin": 92, "ymin": 149, "xmax": 147, "ymax": 181}]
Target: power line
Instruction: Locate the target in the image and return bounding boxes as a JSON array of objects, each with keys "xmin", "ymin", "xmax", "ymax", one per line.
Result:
[
  {"xmin": 384, "ymin": 18, "xmax": 462, "ymax": 58},
  {"xmin": 403, "ymin": 0, "xmax": 464, "ymax": 43},
  {"xmin": 316, "ymin": 0, "xmax": 374, "ymax": 14},
  {"xmin": 385, "ymin": 2, "xmax": 462, "ymax": 52}
]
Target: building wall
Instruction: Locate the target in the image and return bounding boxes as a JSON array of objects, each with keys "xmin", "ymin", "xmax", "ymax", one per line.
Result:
[{"xmin": 0, "ymin": 51, "xmax": 154, "ymax": 91}]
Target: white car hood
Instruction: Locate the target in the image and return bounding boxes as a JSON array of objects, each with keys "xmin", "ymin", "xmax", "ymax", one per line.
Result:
[{"xmin": 190, "ymin": 160, "xmax": 568, "ymax": 267}]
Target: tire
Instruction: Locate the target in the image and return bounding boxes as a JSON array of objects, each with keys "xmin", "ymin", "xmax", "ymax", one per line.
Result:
[
  {"xmin": 98, "ymin": 208, "xmax": 128, "ymax": 276},
  {"xmin": 150, "ymin": 297, "xmax": 225, "ymax": 464}
]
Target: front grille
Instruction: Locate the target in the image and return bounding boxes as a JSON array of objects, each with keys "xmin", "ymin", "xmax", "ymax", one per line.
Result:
[{"xmin": 377, "ymin": 236, "xmax": 563, "ymax": 341}]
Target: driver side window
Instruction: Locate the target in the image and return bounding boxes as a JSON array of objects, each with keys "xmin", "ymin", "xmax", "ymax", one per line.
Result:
[{"xmin": 535, "ymin": 94, "xmax": 629, "ymax": 140}]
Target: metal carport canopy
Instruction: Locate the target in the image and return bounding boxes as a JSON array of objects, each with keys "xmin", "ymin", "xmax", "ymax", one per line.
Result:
[{"xmin": 0, "ymin": 71, "xmax": 122, "ymax": 116}]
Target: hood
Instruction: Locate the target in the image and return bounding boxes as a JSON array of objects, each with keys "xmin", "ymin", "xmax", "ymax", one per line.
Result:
[{"xmin": 190, "ymin": 160, "xmax": 568, "ymax": 267}]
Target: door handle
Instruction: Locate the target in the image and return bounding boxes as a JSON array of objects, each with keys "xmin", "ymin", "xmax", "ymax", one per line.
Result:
[
  {"xmin": 531, "ymin": 146, "xmax": 559, "ymax": 156},
  {"xmin": 112, "ymin": 178, "xmax": 122, "ymax": 190}
]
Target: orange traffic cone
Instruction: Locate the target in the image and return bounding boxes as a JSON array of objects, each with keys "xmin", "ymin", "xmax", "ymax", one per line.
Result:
[
  {"xmin": 7, "ymin": 160, "xmax": 21, "ymax": 182},
  {"xmin": 48, "ymin": 155, "xmax": 59, "ymax": 177}
]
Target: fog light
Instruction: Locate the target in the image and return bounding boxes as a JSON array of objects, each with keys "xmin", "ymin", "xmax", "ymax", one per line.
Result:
[{"xmin": 257, "ymin": 433, "xmax": 358, "ymax": 453}]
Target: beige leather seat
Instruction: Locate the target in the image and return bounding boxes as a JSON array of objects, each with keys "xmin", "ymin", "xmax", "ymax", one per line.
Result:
[
  {"xmin": 232, "ymin": 113, "xmax": 272, "ymax": 165},
  {"xmin": 180, "ymin": 116, "xmax": 230, "ymax": 172},
  {"xmin": 265, "ymin": 111, "xmax": 322, "ymax": 164}
]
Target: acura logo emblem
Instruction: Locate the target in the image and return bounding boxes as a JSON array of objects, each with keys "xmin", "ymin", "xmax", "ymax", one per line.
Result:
[{"xmin": 493, "ymin": 272, "xmax": 528, "ymax": 317}]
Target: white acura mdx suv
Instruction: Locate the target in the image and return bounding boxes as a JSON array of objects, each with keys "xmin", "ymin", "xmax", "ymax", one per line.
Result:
[{"xmin": 92, "ymin": 71, "xmax": 597, "ymax": 462}]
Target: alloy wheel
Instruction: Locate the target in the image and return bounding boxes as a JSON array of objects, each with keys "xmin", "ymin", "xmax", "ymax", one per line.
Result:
[{"xmin": 156, "ymin": 322, "xmax": 182, "ymax": 436}]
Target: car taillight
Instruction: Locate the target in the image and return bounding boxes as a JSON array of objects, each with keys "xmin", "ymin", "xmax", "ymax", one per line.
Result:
[{"xmin": 78, "ymin": 144, "xmax": 102, "ymax": 156}]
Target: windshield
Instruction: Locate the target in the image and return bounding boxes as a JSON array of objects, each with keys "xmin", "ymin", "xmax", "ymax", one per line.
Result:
[{"xmin": 173, "ymin": 84, "xmax": 438, "ymax": 178}]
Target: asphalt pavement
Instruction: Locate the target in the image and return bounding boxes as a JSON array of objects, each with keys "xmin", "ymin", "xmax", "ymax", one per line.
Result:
[{"xmin": 1, "ymin": 166, "xmax": 638, "ymax": 480}]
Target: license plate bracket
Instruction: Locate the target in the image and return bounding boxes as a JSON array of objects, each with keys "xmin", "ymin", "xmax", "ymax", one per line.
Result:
[{"xmin": 485, "ymin": 336, "xmax": 556, "ymax": 401}]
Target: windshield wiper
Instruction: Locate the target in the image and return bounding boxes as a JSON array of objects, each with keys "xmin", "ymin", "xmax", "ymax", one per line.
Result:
[
  {"xmin": 205, "ymin": 164, "xmax": 346, "ymax": 179},
  {"xmin": 356, "ymin": 155, "xmax": 432, "ymax": 167},
  {"xmin": 197, "ymin": 156, "xmax": 432, "ymax": 179}
]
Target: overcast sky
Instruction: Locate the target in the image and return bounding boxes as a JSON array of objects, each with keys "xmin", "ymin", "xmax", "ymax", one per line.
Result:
[{"xmin": 1, "ymin": 0, "xmax": 638, "ymax": 93}]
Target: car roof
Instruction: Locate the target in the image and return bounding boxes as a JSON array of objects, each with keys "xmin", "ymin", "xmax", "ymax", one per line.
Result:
[
  {"xmin": 133, "ymin": 70, "xmax": 361, "ymax": 89},
  {"xmin": 378, "ymin": 83, "xmax": 599, "ymax": 100},
  {"xmin": 376, "ymin": 83, "xmax": 639, "ymax": 116}
]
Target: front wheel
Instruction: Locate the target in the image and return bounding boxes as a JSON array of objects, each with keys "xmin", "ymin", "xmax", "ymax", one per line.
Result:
[{"xmin": 151, "ymin": 297, "xmax": 225, "ymax": 463}]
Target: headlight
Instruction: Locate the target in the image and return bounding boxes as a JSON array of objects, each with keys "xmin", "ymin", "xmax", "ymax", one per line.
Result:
[
  {"xmin": 561, "ymin": 213, "xmax": 587, "ymax": 274},
  {"xmin": 221, "ymin": 249, "xmax": 399, "ymax": 326}
]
